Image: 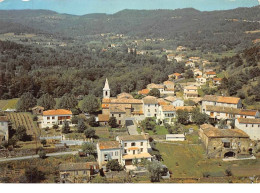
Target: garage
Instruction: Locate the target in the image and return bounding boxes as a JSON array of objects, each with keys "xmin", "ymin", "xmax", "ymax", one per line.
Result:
[{"xmin": 125, "ymin": 159, "xmax": 133, "ymax": 165}]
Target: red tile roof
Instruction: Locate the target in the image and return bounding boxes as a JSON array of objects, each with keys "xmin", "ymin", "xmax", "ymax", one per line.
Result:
[{"xmin": 43, "ymin": 109, "xmax": 72, "ymax": 116}]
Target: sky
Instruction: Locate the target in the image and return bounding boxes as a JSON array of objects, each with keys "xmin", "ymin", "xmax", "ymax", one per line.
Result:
[{"xmin": 0, "ymin": 0, "xmax": 259, "ymax": 15}]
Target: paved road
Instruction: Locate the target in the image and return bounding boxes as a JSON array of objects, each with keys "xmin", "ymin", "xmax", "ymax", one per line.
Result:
[
  {"xmin": 0, "ymin": 151, "xmax": 78, "ymax": 162},
  {"xmin": 125, "ymin": 119, "xmax": 139, "ymax": 135}
]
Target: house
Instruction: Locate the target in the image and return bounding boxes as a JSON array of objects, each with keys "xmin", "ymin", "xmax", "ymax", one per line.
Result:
[
  {"xmin": 176, "ymin": 46, "xmax": 187, "ymax": 52},
  {"xmin": 235, "ymin": 118, "xmax": 260, "ymax": 141},
  {"xmin": 116, "ymin": 135, "xmax": 152, "ymax": 166},
  {"xmin": 166, "ymin": 134, "xmax": 185, "ymax": 141},
  {"xmin": 161, "ymin": 81, "xmax": 175, "ymax": 95},
  {"xmin": 142, "ymin": 96, "xmax": 159, "ymax": 118},
  {"xmin": 184, "ymin": 86, "xmax": 199, "ymax": 99},
  {"xmin": 193, "ymin": 69, "xmax": 203, "ymax": 77},
  {"xmin": 98, "ymin": 114, "xmax": 109, "ymax": 126},
  {"xmin": 59, "ymin": 162, "xmax": 99, "ymax": 183},
  {"xmin": 201, "ymin": 95, "xmax": 242, "ymax": 112},
  {"xmin": 164, "ymin": 96, "xmax": 184, "ymax": 107},
  {"xmin": 32, "ymin": 106, "xmax": 44, "ymax": 115},
  {"xmin": 189, "ymin": 57, "xmax": 200, "ymax": 63},
  {"xmin": 204, "ymin": 71, "xmax": 217, "ymax": 79},
  {"xmin": 168, "ymin": 73, "xmax": 183, "ymax": 80},
  {"xmin": 97, "ymin": 141, "xmax": 122, "ymax": 167},
  {"xmin": 158, "ymin": 105, "xmax": 176, "ymax": 125},
  {"xmin": 174, "ymin": 55, "xmax": 184, "ymax": 62},
  {"xmin": 147, "ymin": 83, "xmax": 164, "ymax": 93},
  {"xmin": 199, "ymin": 124, "xmax": 253, "ymax": 158},
  {"xmin": 138, "ymin": 89, "xmax": 150, "ymax": 96},
  {"xmin": 196, "ymin": 76, "xmax": 207, "ymax": 86},
  {"xmin": 213, "ymin": 78, "xmax": 222, "ymax": 86},
  {"xmin": 0, "ymin": 116, "xmax": 9, "ymax": 143},
  {"xmin": 41, "ymin": 109, "xmax": 73, "ymax": 128},
  {"xmin": 167, "ymin": 54, "xmax": 175, "ymax": 61},
  {"xmin": 109, "ymin": 105, "xmax": 130, "ymax": 126},
  {"xmin": 185, "ymin": 61, "xmax": 195, "ymax": 68}
]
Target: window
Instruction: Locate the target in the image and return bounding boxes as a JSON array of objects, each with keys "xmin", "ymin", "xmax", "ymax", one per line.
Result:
[
  {"xmin": 52, "ymin": 116, "xmax": 55, "ymax": 119},
  {"xmin": 124, "ymin": 149, "xmax": 127, "ymax": 154},
  {"xmin": 246, "ymin": 124, "xmax": 248, "ymax": 127},
  {"xmin": 148, "ymin": 105, "xmax": 150, "ymax": 107},
  {"xmin": 119, "ymin": 120, "xmax": 121, "ymax": 125},
  {"xmin": 83, "ymin": 170, "xmax": 86, "ymax": 174},
  {"xmin": 223, "ymin": 142, "xmax": 231, "ymax": 148},
  {"xmin": 124, "ymin": 143, "xmax": 127, "ymax": 147},
  {"xmin": 148, "ymin": 109, "xmax": 150, "ymax": 112},
  {"xmin": 47, "ymin": 117, "xmax": 50, "ymax": 120},
  {"xmin": 141, "ymin": 142, "xmax": 143, "ymax": 146},
  {"xmin": 252, "ymin": 124, "xmax": 254, "ymax": 127},
  {"xmin": 258, "ymin": 125, "xmax": 260, "ymax": 128},
  {"xmin": 131, "ymin": 142, "xmax": 136, "ymax": 146},
  {"xmin": 140, "ymin": 148, "xmax": 143, "ymax": 152},
  {"xmin": 75, "ymin": 171, "xmax": 78, "ymax": 175},
  {"xmin": 155, "ymin": 109, "xmax": 157, "ymax": 112},
  {"xmin": 111, "ymin": 152, "xmax": 113, "ymax": 156},
  {"xmin": 119, "ymin": 114, "xmax": 121, "ymax": 117},
  {"xmin": 115, "ymin": 151, "xmax": 118, "ymax": 156},
  {"xmin": 133, "ymin": 150, "xmax": 135, "ymax": 155},
  {"xmin": 112, "ymin": 114, "xmax": 114, "ymax": 117}
]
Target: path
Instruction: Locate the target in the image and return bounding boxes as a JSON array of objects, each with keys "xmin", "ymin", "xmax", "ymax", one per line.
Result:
[
  {"xmin": 222, "ymin": 155, "xmax": 256, "ymax": 162},
  {"xmin": 125, "ymin": 119, "xmax": 138, "ymax": 135},
  {"xmin": 0, "ymin": 151, "xmax": 78, "ymax": 162}
]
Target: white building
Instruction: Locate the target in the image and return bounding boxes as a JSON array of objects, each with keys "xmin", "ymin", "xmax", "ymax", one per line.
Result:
[
  {"xmin": 42, "ymin": 109, "xmax": 73, "ymax": 128},
  {"xmin": 164, "ymin": 96, "xmax": 184, "ymax": 107},
  {"xmin": 116, "ymin": 135, "xmax": 152, "ymax": 166},
  {"xmin": 166, "ymin": 134, "xmax": 185, "ymax": 141},
  {"xmin": 184, "ymin": 86, "xmax": 199, "ymax": 99},
  {"xmin": 158, "ymin": 105, "xmax": 176, "ymax": 125},
  {"xmin": 0, "ymin": 116, "xmax": 9, "ymax": 143},
  {"xmin": 96, "ymin": 141, "xmax": 122, "ymax": 167},
  {"xmin": 142, "ymin": 96, "xmax": 159, "ymax": 118},
  {"xmin": 185, "ymin": 61, "xmax": 195, "ymax": 68},
  {"xmin": 196, "ymin": 76, "xmax": 207, "ymax": 86},
  {"xmin": 235, "ymin": 118, "xmax": 260, "ymax": 141}
]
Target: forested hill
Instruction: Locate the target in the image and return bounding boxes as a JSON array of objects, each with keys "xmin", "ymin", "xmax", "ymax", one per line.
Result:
[{"xmin": 0, "ymin": 6, "xmax": 259, "ymax": 51}]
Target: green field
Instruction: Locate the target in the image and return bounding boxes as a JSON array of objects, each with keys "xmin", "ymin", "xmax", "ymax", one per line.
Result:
[
  {"xmin": 157, "ymin": 142, "xmax": 260, "ymax": 178},
  {"xmin": 0, "ymin": 98, "xmax": 19, "ymax": 110}
]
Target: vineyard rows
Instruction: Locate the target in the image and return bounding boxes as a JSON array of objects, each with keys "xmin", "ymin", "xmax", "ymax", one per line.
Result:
[{"xmin": 6, "ymin": 113, "xmax": 39, "ymax": 137}]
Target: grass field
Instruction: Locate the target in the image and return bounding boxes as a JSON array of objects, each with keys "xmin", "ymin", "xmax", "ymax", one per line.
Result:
[
  {"xmin": 157, "ymin": 142, "xmax": 260, "ymax": 178},
  {"xmin": 94, "ymin": 127, "xmax": 110, "ymax": 139},
  {"xmin": 0, "ymin": 98, "xmax": 19, "ymax": 110}
]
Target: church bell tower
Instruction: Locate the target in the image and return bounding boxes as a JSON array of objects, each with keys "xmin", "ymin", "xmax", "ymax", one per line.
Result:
[{"xmin": 103, "ymin": 78, "xmax": 110, "ymax": 99}]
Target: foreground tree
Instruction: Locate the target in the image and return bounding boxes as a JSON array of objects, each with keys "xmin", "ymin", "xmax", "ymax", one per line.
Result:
[
  {"xmin": 191, "ymin": 108, "xmax": 209, "ymax": 125},
  {"xmin": 108, "ymin": 117, "xmax": 118, "ymax": 128},
  {"xmin": 140, "ymin": 117, "xmax": 156, "ymax": 131},
  {"xmin": 80, "ymin": 95, "xmax": 100, "ymax": 114},
  {"xmin": 81, "ymin": 143, "xmax": 96, "ymax": 156},
  {"xmin": 77, "ymin": 119, "xmax": 87, "ymax": 133},
  {"xmin": 16, "ymin": 92, "xmax": 36, "ymax": 111},
  {"xmin": 106, "ymin": 160, "xmax": 123, "ymax": 171},
  {"xmin": 62, "ymin": 121, "xmax": 70, "ymax": 134},
  {"xmin": 88, "ymin": 116, "xmax": 99, "ymax": 127},
  {"xmin": 15, "ymin": 126, "xmax": 27, "ymax": 141},
  {"xmin": 176, "ymin": 109, "xmax": 190, "ymax": 125},
  {"xmin": 37, "ymin": 93, "xmax": 56, "ymax": 110},
  {"xmin": 24, "ymin": 167, "xmax": 45, "ymax": 183},
  {"xmin": 146, "ymin": 161, "xmax": 164, "ymax": 182},
  {"xmin": 84, "ymin": 128, "xmax": 96, "ymax": 138}
]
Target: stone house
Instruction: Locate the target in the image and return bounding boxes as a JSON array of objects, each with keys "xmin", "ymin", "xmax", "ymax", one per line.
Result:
[
  {"xmin": 98, "ymin": 114, "xmax": 109, "ymax": 126},
  {"xmin": 59, "ymin": 162, "xmax": 99, "ymax": 183},
  {"xmin": 184, "ymin": 85, "xmax": 199, "ymax": 99},
  {"xmin": 235, "ymin": 118, "xmax": 260, "ymax": 141},
  {"xmin": 32, "ymin": 106, "xmax": 44, "ymax": 115},
  {"xmin": 199, "ymin": 124, "xmax": 254, "ymax": 158},
  {"xmin": 142, "ymin": 96, "xmax": 159, "ymax": 118}
]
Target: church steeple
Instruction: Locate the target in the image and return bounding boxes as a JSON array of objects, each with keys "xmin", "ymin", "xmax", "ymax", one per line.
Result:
[{"xmin": 103, "ymin": 78, "xmax": 110, "ymax": 99}]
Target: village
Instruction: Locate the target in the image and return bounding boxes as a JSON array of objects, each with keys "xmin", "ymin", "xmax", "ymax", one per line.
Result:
[{"xmin": 1, "ymin": 43, "xmax": 260, "ymax": 183}]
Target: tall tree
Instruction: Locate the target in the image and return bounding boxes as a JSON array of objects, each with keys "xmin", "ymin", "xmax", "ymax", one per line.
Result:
[
  {"xmin": 37, "ymin": 93, "xmax": 56, "ymax": 110},
  {"xmin": 16, "ymin": 92, "xmax": 36, "ymax": 111},
  {"xmin": 62, "ymin": 120, "xmax": 70, "ymax": 134},
  {"xmin": 58, "ymin": 94, "xmax": 78, "ymax": 109},
  {"xmin": 176, "ymin": 109, "xmax": 190, "ymax": 125},
  {"xmin": 80, "ymin": 95, "xmax": 100, "ymax": 114},
  {"xmin": 148, "ymin": 88, "xmax": 160, "ymax": 98}
]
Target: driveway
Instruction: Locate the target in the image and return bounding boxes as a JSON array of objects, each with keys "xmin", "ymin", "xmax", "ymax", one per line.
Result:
[
  {"xmin": 0, "ymin": 151, "xmax": 78, "ymax": 162},
  {"xmin": 125, "ymin": 119, "xmax": 139, "ymax": 135}
]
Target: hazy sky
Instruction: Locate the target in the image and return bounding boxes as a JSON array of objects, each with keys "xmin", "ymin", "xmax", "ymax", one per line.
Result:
[{"xmin": 0, "ymin": 0, "xmax": 259, "ymax": 15}]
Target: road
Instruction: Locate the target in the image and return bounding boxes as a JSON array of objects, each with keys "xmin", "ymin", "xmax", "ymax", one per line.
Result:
[
  {"xmin": 125, "ymin": 119, "xmax": 139, "ymax": 135},
  {"xmin": 0, "ymin": 151, "xmax": 78, "ymax": 162}
]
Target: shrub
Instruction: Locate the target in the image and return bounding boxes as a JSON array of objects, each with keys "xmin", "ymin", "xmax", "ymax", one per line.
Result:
[
  {"xmin": 33, "ymin": 116, "xmax": 38, "ymax": 121},
  {"xmin": 38, "ymin": 149, "xmax": 47, "ymax": 159},
  {"xmin": 225, "ymin": 169, "xmax": 232, "ymax": 176},
  {"xmin": 203, "ymin": 172, "xmax": 210, "ymax": 178},
  {"xmin": 52, "ymin": 124, "xmax": 59, "ymax": 130},
  {"xmin": 106, "ymin": 160, "xmax": 123, "ymax": 171}
]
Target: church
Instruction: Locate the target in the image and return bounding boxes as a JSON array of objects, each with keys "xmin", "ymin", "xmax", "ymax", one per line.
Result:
[{"xmin": 98, "ymin": 79, "xmax": 145, "ymax": 126}]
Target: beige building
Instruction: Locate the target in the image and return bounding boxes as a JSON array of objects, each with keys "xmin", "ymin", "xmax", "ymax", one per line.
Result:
[
  {"xmin": 142, "ymin": 96, "xmax": 159, "ymax": 118},
  {"xmin": 59, "ymin": 162, "xmax": 99, "ymax": 183},
  {"xmin": 184, "ymin": 85, "xmax": 199, "ymax": 99},
  {"xmin": 199, "ymin": 124, "xmax": 253, "ymax": 158}
]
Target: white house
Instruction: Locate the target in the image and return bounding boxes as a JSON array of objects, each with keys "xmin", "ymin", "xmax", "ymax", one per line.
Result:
[
  {"xmin": 0, "ymin": 116, "xmax": 9, "ymax": 143},
  {"xmin": 166, "ymin": 134, "xmax": 185, "ymax": 141},
  {"xmin": 201, "ymin": 95, "xmax": 242, "ymax": 113},
  {"xmin": 142, "ymin": 96, "xmax": 159, "ymax": 118},
  {"xmin": 235, "ymin": 118, "xmax": 260, "ymax": 141},
  {"xmin": 116, "ymin": 135, "xmax": 152, "ymax": 166},
  {"xmin": 97, "ymin": 141, "xmax": 122, "ymax": 167},
  {"xmin": 164, "ymin": 96, "xmax": 184, "ymax": 107},
  {"xmin": 42, "ymin": 109, "xmax": 73, "ymax": 128},
  {"xmin": 193, "ymin": 69, "xmax": 203, "ymax": 77},
  {"xmin": 184, "ymin": 85, "xmax": 199, "ymax": 99},
  {"xmin": 185, "ymin": 61, "xmax": 195, "ymax": 68},
  {"xmin": 158, "ymin": 105, "xmax": 176, "ymax": 125},
  {"xmin": 196, "ymin": 76, "xmax": 207, "ymax": 86}
]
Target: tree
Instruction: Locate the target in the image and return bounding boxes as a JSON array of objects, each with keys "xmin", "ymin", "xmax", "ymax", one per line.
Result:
[
  {"xmin": 140, "ymin": 117, "xmax": 156, "ymax": 131},
  {"xmin": 191, "ymin": 108, "xmax": 209, "ymax": 125},
  {"xmin": 184, "ymin": 69, "xmax": 194, "ymax": 79},
  {"xmin": 52, "ymin": 124, "xmax": 59, "ymax": 130},
  {"xmin": 176, "ymin": 110, "xmax": 190, "ymax": 125},
  {"xmin": 218, "ymin": 119, "xmax": 227, "ymax": 129},
  {"xmin": 16, "ymin": 92, "xmax": 36, "ymax": 111},
  {"xmin": 80, "ymin": 95, "xmax": 100, "ymax": 114},
  {"xmin": 15, "ymin": 126, "xmax": 27, "ymax": 141},
  {"xmin": 38, "ymin": 149, "xmax": 46, "ymax": 159},
  {"xmin": 88, "ymin": 116, "xmax": 99, "ymax": 127},
  {"xmin": 108, "ymin": 117, "xmax": 118, "ymax": 128},
  {"xmin": 81, "ymin": 143, "xmax": 96, "ymax": 156},
  {"xmin": 37, "ymin": 93, "xmax": 56, "ymax": 110},
  {"xmin": 40, "ymin": 139, "xmax": 47, "ymax": 147},
  {"xmin": 148, "ymin": 88, "xmax": 160, "ymax": 98},
  {"xmin": 62, "ymin": 121, "xmax": 70, "ymax": 134},
  {"xmin": 58, "ymin": 94, "xmax": 78, "ymax": 109},
  {"xmin": 106, "ymin": 160, "xmax": 123, "ymax": 171},
  {"xmin": 24, "ymin": 167, "xmax": 45, "ymax": 183},
  {"xmin": 146, "ymin": 161, "xmax": 164, "ymax": 182},
  {"xmin": 77, "ymin": 119, "xmax": 87, "ymax": 133},
  {"xmin": 84, "ymin": 128, "xmax": 96, "ymax": 138}
]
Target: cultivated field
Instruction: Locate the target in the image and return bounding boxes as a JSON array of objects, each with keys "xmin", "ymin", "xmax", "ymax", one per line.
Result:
[
  {"xmin": 6, "ymin": 113, "xmax": 40, "ymax": 137},
  {"xmin": 0, "ymin": 98, "xmax": 19, "ymax": 110}
]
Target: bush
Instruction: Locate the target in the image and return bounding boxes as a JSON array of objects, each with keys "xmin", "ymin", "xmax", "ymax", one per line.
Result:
[
  {"xmin": 40, "ymin": 139, "xmax": 47, "ymax": 147},
  {"xmin": 33, "ymin": 116, "xmax": 38, "ymax": 121},
  {"xmin": 38, "ymin": 149, "xmax": 47, "ymax": 159},
  {"xmin": 203, "ymin": 172, "xmax": 210, "ymax": 178},
  {"xmin": 84, "ymin": 128, "xmax": 96, "ymax": 138},
  {"xmin": 225, "ymin": 169, "xmax": 232, "ymax": 176},
  {"xmin": 52, "ymin": 124, "xmax": 59, "ymax": 130},
  {"xmin": 106, "ymin": 160, "xmax": 123, "ymax": 171}
]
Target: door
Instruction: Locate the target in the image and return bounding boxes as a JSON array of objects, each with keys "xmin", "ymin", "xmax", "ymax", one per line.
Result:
[{"xmin": 125, "ymin": 159, "xmax": 132, "ymax": 165}]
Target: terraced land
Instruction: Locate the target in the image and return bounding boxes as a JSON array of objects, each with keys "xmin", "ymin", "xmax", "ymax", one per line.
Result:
[
  {"xmin": 0, "ymin": 98, "xmax": 19, "ymax": 110},
  {"xmin": 6, "ymin": 112, "xmax": 40, "ymax": 137}
]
